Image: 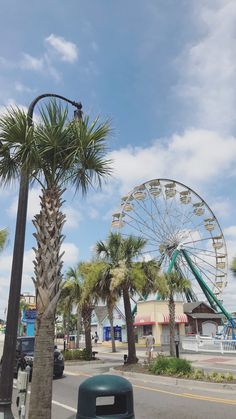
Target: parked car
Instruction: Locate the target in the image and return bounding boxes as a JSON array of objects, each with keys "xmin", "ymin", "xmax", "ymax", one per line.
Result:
[{"xmin": 15, "ymin": 336, "xmax": 64, "ymax": 379}]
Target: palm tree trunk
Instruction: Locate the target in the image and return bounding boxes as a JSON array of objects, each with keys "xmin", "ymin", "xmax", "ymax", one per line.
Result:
[
  {"xmin": 107, "ymin": 301, "xmax": 116, "ymax": 352},
  {"xmin": 123, "ymin": 285, "xmax": 137, "ymax": 364},
  {"xmin": 169, "ymin": 292, "xmax": 176, "ymax": 357},
  {"xmin": 28, "ymin": 316, "xmax": 54, "ymax": 419},
  {"xmin": 66, "ymin": 311, "xmax": 70, "ymax": 346},
  {"xmin": 76, "ymin": 308, "xmax": 82, "ymax": 348},
  {"xmin": 82, "ymin": 306, "xmax": 92, "ymax": 356},
  {"xmin": 28, "ymin": 186, "xmax": 64, "ymax": 419}
]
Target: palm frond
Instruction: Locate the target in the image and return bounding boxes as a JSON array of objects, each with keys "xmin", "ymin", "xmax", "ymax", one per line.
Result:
[
  {"xmin": 0, "ymin": 228, "xmax": 7, "ymax": 252},
  {"xmin": 231, "ymin": 257, "xmax": 236, "ymax": 277},
  {"xmin": 0, "ymin": 106, "xmax": 40, "ymax": 184}
]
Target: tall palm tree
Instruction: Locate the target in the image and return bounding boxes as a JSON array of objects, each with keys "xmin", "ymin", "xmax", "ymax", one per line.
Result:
[
  {"xmin": 0, "ymin": 101, "xmax": 111, "ymax": 419},
  {"xmin": 157, "ymin": 272, "xmax": 191, "ymax": 356},
  {"xmin": 96, "ymin": 232, "xmax": 159, "ymax": 364}
]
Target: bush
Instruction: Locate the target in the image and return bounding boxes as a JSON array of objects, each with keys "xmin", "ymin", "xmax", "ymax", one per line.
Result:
[
  {"xmin": 148, "ymin": 355, "xmax": 235, "ymax": 383},
  {"xmin": 206, "ymin": 371, "xmax": 234, "ymax": 383},
  {"xmin": 63, "ymin": 349, "xmax": 92, "ymax": 361},
  {"xmin": 149, "ymin": 355, "xmax": 192, "ymax": 376},
  {"xmin": 226, "ymin": 372, "xmax": 234, "ymax": 382},
  {"xmin": 190, "ymin": 368, "xmax": 204, "ymax": 381}
]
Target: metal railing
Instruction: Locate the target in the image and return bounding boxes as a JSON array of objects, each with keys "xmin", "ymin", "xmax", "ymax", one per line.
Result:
[{"xmin": 181, "ymin": 335, "xmax": 236, "ymax": 354}]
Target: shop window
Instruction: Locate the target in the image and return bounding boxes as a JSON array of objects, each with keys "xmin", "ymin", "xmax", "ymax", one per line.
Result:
[{"xmin": 143, "ymin": 325, "xmax": 152, "ymax": 335}]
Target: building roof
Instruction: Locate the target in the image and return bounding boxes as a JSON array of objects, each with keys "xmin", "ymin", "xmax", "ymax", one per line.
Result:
[
  {"xmin": 183, "ymin": 302, "xmax": 211, "ymax": 313},
  {"xmin": 187, "ymin": 313, "xmax": 224, "ymax": 319},
  {"xmin": 94, "ymin": 306, "xmax": 108, "ymax": 323},
  {"xmin": 93, "ymin": 305, "xmax": 126, "ymax": 324}
]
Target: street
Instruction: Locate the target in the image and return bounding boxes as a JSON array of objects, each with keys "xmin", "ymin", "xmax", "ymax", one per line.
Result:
[
  {"xmin": 2, "ymin": 337, "xmax": 235, "ymax": 418},
  {"xmin": 50, "ymin": 359, "xmax": 236, "ymax": 419}
]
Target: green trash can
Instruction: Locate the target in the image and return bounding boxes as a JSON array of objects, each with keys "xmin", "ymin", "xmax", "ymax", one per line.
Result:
[{"xmin": 76, "ymin": 374, "xmax": 135, "ymax": 418}]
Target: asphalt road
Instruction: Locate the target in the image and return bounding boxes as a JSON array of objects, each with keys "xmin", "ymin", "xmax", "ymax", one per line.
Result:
[
  {"xmin": 49, "ymin": 361, "xmax": 236, "ymax": 419},
  {"xmin": 2, "ymin": 336, "xmax": 236, "ymax": 419}
]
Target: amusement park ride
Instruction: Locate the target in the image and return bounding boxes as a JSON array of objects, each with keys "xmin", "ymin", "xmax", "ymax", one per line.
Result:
[{"xmin": 111, "ymin": 179, "xmax": 236, "ymax": 340}]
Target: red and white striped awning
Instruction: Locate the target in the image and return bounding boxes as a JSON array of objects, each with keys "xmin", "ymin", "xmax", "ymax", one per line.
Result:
[
  {"xmin": 133, "ymin": 315, "xmax": 156, "ymax": 326},
  {"xmin": 160, "ymin": 313, "xmax": 188, "ymax": 324}
]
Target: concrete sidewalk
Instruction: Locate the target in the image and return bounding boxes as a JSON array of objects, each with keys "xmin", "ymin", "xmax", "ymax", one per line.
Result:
[{"xmin": 90, "ymin": 343, "xmax": 236, "ymax": 376}]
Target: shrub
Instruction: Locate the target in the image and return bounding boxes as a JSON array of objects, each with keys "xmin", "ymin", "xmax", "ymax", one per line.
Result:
[
  {"xmin": 206, "ymin": 371, "xmax": 234, "ymax": 383},
  {"xmin": 226, "ymin": 372, "xmax": 234, "ymax": 382},
  {"xmin": 149, "ymin": 355, "xmax": 192, "ymax": 376},
  {"xmin": 190, "ymin": 368, "xmax": 204, "ymax": 381},
  {"xmin": 63, "ymin": 349, "xmax": 92, "ymax": 361}
]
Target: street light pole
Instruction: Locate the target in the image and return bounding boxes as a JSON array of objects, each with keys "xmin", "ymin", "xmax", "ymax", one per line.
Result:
[{"xmin": 0, "ymin": 93, "xmax": 82, "ymax": 418}]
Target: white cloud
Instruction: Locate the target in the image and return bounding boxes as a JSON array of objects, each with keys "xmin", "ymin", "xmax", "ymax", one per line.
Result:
[
  {"xmin": 61, "ymin": 242, "xmax": 79, "ymax": 265},
  {"xmin": 9, "ymin": 187, "xmax": 41, "ymax": 220},
  {"xmin": 176, "ymin": 0, "xmax": 236, "ymax": 134},
  {"xmin": 224, "ymin": 225, "xmax": 236, "ymax": 238},
  {"xmin": 221, "ymin": 272, "xmax": 236, "ymax": 312},
  {"xmin": 0, "ymin": 241, "xmax": 80, "ymax": 314},
  {"xmin": 0, "ymin": 99, "xmax": 28, "ymax": 117},
  {"xmin": 211, "ymin": 201, "xmax": 232, "ymax": 219},
  {"xmin": 19, "ymin": 52, "xmax": 60, "ymax": 82},
  {"xmin": 15, "ymin": 82, "xmax": 34, "ymax": 93},
  {"xmin": 45, "ymin": 34, "xmax": 78, "ymax": 63},
  {"xmin": 64, "ymin": 206, "xmax": 82, "ymax": 229},
  {"xmin": 88, "ymin": 208, "xmax": 99, "ymax": 220},
  {"xmin": 108, "ymin": 129, "xmax": 236, "ymax": 195},
  {"xmin": 20, "ymin": 53, "xmax": 44, "ymax": 71}
]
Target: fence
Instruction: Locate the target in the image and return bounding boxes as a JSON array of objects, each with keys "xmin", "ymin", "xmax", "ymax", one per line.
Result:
[{"xmin": 181, "ymin": 335, "xmax": 236, "ymax": 354}]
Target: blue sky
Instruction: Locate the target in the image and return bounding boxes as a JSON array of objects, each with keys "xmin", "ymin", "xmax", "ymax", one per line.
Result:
[{"xmin": 1, "ymin": 0, "xmax": 236, "ymax": 318}]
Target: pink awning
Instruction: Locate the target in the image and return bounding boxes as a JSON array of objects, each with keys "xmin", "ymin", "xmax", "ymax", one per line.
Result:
[
  {"xmin": 133, "ymin": 315, "xmax": 156, "ymax": 326},
  {"xmin": 159, "ymin": 313, "xmax": 188, "ymax": 324}
]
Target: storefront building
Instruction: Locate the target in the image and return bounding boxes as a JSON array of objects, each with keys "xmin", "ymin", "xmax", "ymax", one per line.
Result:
[
  {"xmin": 91, "ymin": 305, "xmax": 127, "ymax": 342},
  {"xmin": 20, "ymin": 293, "xmax": 36, "ymax": 336},
  {"xmin": 134, "ymin": 300, "xmax": 188, "ymax": 345},
  {"xmin": 184, "ymin": 302, "xmax": 224, "ymax": 336}
]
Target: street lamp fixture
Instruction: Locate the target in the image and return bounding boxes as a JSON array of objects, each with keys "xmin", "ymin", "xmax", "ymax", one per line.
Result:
[{"xmin": 0, "ymin": 93, "xmax": 82, "ymax": 418}]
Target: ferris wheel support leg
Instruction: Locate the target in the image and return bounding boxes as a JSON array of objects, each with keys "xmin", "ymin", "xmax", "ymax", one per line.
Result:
[
  {"xmin": 167, "ymin": 249, "xmax": 180, "ymax": 273},
  {"xmin": 181, "ymin": 248, "xmax": 236, "ymax": 338}
]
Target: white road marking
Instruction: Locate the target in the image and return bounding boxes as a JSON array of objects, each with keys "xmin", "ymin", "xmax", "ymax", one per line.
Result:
[
  {"xmin": 51, "ymin": 400, "xmax": 77, "ymax": 413},
  {"xmin": 13, "ymin": 382, "xmax": 77, "ymax": 413}
]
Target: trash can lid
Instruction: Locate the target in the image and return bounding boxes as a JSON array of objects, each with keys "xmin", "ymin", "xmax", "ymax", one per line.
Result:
[{"xmin": 79, "ymin": 374, "xmax": 133, "ymax": 396}]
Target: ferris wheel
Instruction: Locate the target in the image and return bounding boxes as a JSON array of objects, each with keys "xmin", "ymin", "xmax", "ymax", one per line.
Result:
[{"xmin": 111, "ymin": 179, "xmax": 228, "ymax": 306}]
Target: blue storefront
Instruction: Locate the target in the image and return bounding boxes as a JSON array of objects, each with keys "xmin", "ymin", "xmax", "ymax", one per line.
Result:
[
  {"xmin": 103, "ymin": 325, "xmax": 122, "ymax": 342},
  {"xmin": 21, "ymin": 309, "xmax": 36, "ymax": 336}
]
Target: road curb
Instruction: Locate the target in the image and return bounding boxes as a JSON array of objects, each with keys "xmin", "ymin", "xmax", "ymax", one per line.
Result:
[
  {"xmin": 65, "ymin": 359, "xmax": 104, "ymax": 366},
  {"xmin": 109, "ymin": 368, "xmax": 236, "ymax": 392}
]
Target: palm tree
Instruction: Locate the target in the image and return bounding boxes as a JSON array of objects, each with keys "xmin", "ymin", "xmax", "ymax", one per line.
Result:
[
  {"xmin": 89, "ymin": 257, "xmax": 119, "ymax": 352},
  {"xmin": 0, "ymin": 228, "xmax": 7, "ymax": 252},
  {"xmin": 78, "ymin": 261, "xmax": 105, "ymax": 356},
  {"xmin": 96, "ymin": 232, "xmax": 159, "ymax": 364},
  {"xmin": 62, "ymin": 266, "xmax": 83, "ymax": 348},
  {"xmin": 57, "ymin": 281, "xmax": 75, "ymax": 346},
  {"xmin": 157, "ymin": 272, "xmax": 191, "ymax": 356},
  {"xmin": 0, "ymin": 101, "xmax": 111, "ymax": 419}
]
